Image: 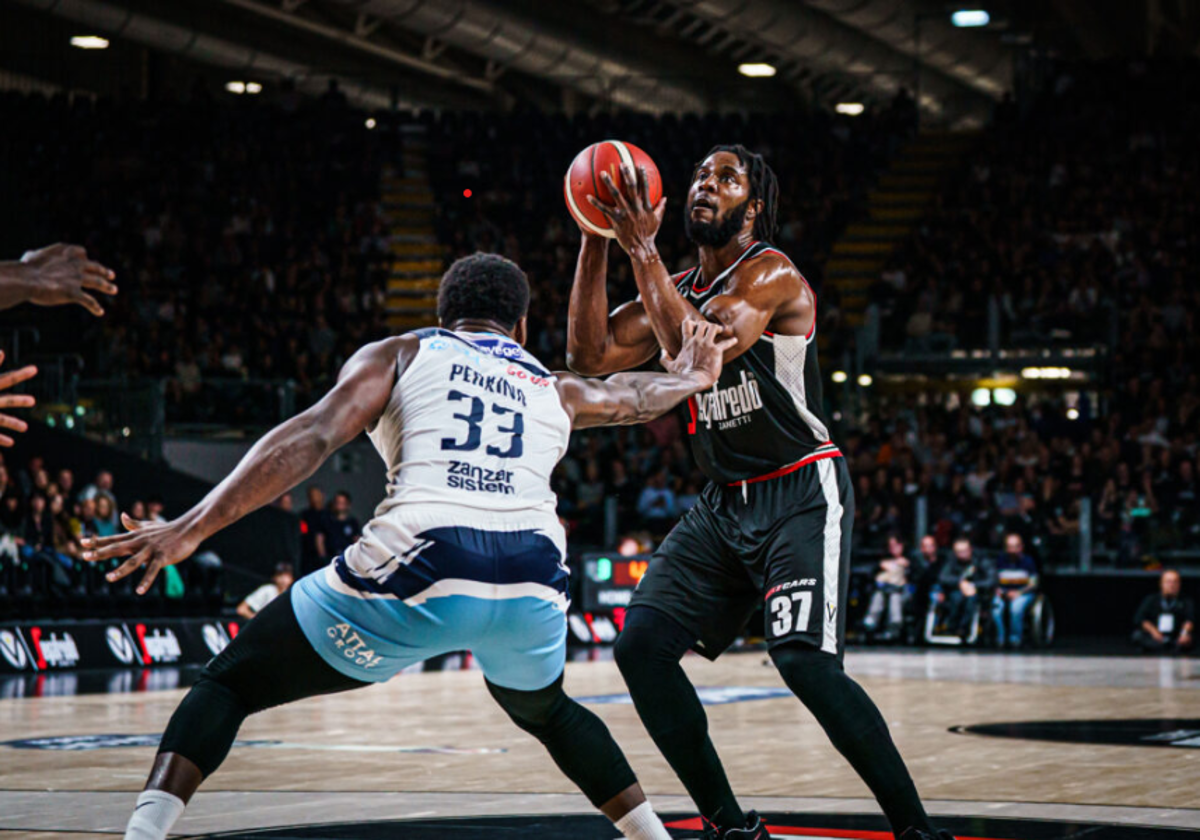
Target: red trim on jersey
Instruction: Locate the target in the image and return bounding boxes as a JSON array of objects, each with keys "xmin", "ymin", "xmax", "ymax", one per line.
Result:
[
  {"xmin": 692, "ymin": 240, "xmax": 758, "ymax": 293},
  {"xmin": 755, "ymin": 246, "xmax": 816, "ymax": 339},
  {"xmin": 726, "ymin": 446, "xmax": 842, "ymax": 486},
  {"xmin": 686, "ymin": 396, "xmax": 698, "ymax": 435},
  {"xmin": 762, "ymin": 329, "xmax": 775, "ymax": 337}
]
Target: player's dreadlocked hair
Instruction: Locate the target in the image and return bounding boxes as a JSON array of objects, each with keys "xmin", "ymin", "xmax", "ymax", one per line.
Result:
[
  {"xmin": 438, "ymin": 252, "xmax": 530, "ymax": 330},
  {"xmin": 702, "ymin": 144, "xmax": 780, "ymax": 244}
]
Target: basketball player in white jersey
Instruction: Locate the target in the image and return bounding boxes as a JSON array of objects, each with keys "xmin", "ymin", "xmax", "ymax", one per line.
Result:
[{"xmin": 82, "ymin": 253, "xmax": 734, "ymax": 840}]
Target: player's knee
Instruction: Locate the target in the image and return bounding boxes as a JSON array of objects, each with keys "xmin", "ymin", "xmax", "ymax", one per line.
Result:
[
  {"xmin": 768, "ymin": 641, "xmax": 843, "ymax": 701},
  {"xmin": 158, "ymin": 676, "xmax": 250, "ymax": 777},
  {"xmin": 614, "ymin": 608, "xmax": 680, "ymax": 683},
  {"xmin": 486, "ymin": 676, "xmax": 567, "ymax": 735}
]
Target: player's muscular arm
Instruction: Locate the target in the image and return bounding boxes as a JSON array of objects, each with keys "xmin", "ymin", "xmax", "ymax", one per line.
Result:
[
  {"xmin": 566, "ymin": 232, "xmax": 659, "ymax": 375},
  {"xmin": 558, "ymin": 320, "xmax": 734, "ymax": 429},
  {"xmin": 82, "ymin": 336, "xmax": 417, "ymax": 593},
  {"xmin": 699, "ymin": 257, "xmax": 811, "ymax": 361}
]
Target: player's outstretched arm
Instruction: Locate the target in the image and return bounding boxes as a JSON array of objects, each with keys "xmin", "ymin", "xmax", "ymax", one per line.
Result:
[
  {"xmin": 565, "ymin": 229, "xmax": 660, "ymax": 376},
  {"xmin": 558, "ymin": 320, "xmax": 734, "ymax": 429},
  {"xmin": 0, "ymin": 243, "xmax": 117, "ymax": 315},
  {"xmin": 81, "ymin": 336, "xmax": 416, "ymax": 594}
]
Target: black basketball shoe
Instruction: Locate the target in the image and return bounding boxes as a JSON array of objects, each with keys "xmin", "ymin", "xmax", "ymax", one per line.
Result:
[
  {"xmin": 899, "ymin": 828, "xmax": 957, "ymax": 840},
  {"xmin": 700, "ymin": 811, "xmax": 770, "ymax": 839}
]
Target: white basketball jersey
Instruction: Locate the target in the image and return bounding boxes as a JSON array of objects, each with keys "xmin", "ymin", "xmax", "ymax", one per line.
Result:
[{"xmin": 345, "ymin": 328, "xmax": 571, "ymax": 570}]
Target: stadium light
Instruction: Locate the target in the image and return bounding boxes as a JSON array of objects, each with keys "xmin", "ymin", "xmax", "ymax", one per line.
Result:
[
  {"xmin": 225, "ymin": 81, "xmax": 246, "ymax": 94},
  {"xmin": 992, "ymin": 387, "xmax": 1017, "ymax": 406},
  {"xmin": 70, "ymin": 35, "xmax": 109, "ymax": 50},
  {"xmin": 1021, "ymin": 366, "xmax": 1071, "ymax": 380},
  {"xmin": 835, "ymin": 102, "xmax": 865, "ymax": 116},
  {"xmin": 857, "ymin": 374, "xmax": 873, "ymax": 387},
  {"xmin": 831, "ymin": 370, "xmax": 848, "ymax": 383},
  {"xmin": 970, "ymin": 388, "xmax": 991, "ymax": 407},
  {"xmin": 738, "ymin": 63, "xmax": 777, "ymax": 78},
  {"xmin": 951, "ymin": 10, "xmax": 990, "ymax": 27},
  {"xmin": 245, "ymin": 82, "xmax": 263, "ymax": 94},
  {"xmin": 1066, "ymin": 408, "xmax": 1080, "ymax": 420},
  {"xmin": 365, "ymin": 117, "xmax": 377, "ymax": 129}
]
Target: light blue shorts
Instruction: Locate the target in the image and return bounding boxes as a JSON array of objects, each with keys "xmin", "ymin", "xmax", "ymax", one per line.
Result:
[{"xmin": 292, "ymin": 523, "xmax": 569, "ymax": 691}]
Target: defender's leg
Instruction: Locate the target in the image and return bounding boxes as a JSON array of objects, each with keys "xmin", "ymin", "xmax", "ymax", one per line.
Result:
[
  {"xmin": 126, "ymin": 590, "xmax": 368, "ymax": 840},
  {"xmin": 487, "ymin": 674, "xmax": 669, "ymax": 837}
]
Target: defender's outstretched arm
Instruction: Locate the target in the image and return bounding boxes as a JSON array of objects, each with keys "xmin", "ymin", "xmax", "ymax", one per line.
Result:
[
  {"xmin": 565, "ymin": 231, "xmax": 660, "ymax": 376},
  {"xmin": 82, "ymin": 336, "xmax": 417, "ymax": 593},
  {"xmin": 558, "ymin": 320, "xmax": 734, "ymax": 429},
  {"xmin": 0, "ymin": 243, "xmax": 117, "ymax": 315}
]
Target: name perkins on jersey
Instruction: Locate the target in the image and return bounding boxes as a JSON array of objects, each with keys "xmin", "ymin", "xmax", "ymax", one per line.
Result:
[
  {"xmin": 694, "ymin": 370, "xmax": 764, "ymax": 431},
  {"xmin": 448, "ymin": 363, "xmax": 528, "ymax": 407}
]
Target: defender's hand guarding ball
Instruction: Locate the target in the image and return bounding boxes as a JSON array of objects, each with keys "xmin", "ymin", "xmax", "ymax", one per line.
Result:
[
  {"xmin": 663, "ymin": 320, "xmax": 737, "ymax": 390},
  {"xmin": 564, "ymin": 140, "xmax": 662, "ymax": 238}
]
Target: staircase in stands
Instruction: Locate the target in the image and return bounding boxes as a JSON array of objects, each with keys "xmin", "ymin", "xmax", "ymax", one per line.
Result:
[
  {"xmin": 823, "ymin": 131, "xmax": 977, "ymax": 332},
  {"xmin": 384, "ymin": 125, "xmax": 445, "ymax": 331}
]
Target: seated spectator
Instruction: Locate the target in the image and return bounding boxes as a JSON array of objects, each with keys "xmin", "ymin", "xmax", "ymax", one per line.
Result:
[
  {"xmin": 916, "ymin": 534, "xmax": 941, "ymax": 581},
  {"xmin": 323, "ymin": 491, "xmax": 360, "ymax": 559},
  {"xmin": 861, "ymin": 534, "xmax": 921, "ymax": 641},
  {"xmin": 90, "ymin": 495, "xmax": 120, "ymax": 538},
  {"xmin": 236, "ymin": 563, "xmax": 295, "ymax": 620},
  {"xmin": 1132, "ymin": 569, "xmax": 1194, "ymax": 654},
  {"xmin": 935, "ymin": 537, "xmax": 996, "ymax": 640},
  {"xmin": 991, "ymin": 533, "xmax": 1039, "ymax": 649},
  {"xmin": 80, "ymin": 470, "xmax": 117, "ymax": 509},
  {"xmin": 636, "ymin": 469, "xmax": 677, "ymax": 527}
]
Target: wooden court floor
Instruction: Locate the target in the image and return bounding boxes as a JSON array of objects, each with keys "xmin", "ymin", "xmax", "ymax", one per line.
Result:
[{"xmin": 2, "ymin": 648, "xmax": 1198, "ymax": 836}]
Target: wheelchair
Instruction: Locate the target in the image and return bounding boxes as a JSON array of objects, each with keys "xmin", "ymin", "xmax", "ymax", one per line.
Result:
[{"xmin": 924, "ymin": 586, "xmax": 1055, "ymax": 648}]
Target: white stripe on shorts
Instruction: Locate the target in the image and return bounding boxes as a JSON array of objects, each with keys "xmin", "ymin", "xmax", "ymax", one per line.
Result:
[{"xmin": 817, "ymin": 458, "xmax": 843, "ymax": 655}]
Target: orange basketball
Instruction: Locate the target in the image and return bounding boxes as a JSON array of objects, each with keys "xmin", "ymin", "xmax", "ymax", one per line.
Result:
[{"xmin": 563, "ymin": 140, "xmax": 662, "ymax": 238}]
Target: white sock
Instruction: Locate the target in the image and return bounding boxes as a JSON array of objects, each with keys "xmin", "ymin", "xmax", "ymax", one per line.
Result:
[
  {"xmin": 614, "ymin": 801, "xmax": 672, "ymax": 840},
  {"xmin": 124, "ymin": 789, "xmax": 185, "ymax": 840}
]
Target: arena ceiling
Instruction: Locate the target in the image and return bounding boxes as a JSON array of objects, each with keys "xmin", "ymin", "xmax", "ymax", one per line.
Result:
[{"xmin": 5, "ymin": 0, "xmax": 1199, "ymax": 123}]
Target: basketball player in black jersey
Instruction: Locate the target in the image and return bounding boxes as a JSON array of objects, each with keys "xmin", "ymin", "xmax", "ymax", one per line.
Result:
[{"xmin": 568, "ymin": 146, "xmax": 953, "ymax": 840}]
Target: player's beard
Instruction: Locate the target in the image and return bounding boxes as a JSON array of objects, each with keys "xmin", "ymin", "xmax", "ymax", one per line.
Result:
[{"xmin": 686, "ymin": 197, "xmax": 751, "ymax": 248}]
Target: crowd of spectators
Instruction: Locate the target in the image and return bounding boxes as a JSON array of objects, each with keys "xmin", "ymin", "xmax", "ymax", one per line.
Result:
[
  {"xmin": 0, "ymin": 450, "xmax": 217, "ymax": 613},
  {"xmin": 849, "ymin": 59, "xmax": 1200, "ymax": 561},
  {"xmin": 2, "ymin": 80, "xmax": 394, "ymax": 425},
  {"xmin": 4, "ymin": 60, "xmax": 1199, "ymax": 570}
]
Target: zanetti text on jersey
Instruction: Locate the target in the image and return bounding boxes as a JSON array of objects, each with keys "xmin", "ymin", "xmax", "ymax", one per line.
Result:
[{"xmin": 449, "ymin": 363, "xmax": 529, "ymax": 407}]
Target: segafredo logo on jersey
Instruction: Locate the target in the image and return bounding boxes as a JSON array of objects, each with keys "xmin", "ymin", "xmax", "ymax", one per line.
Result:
[{"xmin": 693, "ymin": 370, "xmax": 763, "ymax": 431}]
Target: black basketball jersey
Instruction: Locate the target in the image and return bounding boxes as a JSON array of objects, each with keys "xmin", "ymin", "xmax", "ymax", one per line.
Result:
[{"xmin": 675, "ymin": 241, "xmax": 842, "ymax": 486}]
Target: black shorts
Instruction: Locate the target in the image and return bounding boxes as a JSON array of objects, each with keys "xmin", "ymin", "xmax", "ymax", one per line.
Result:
[{"xmin": 629, "ymin": 455, "xmax": 854, "ymax": 660}]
